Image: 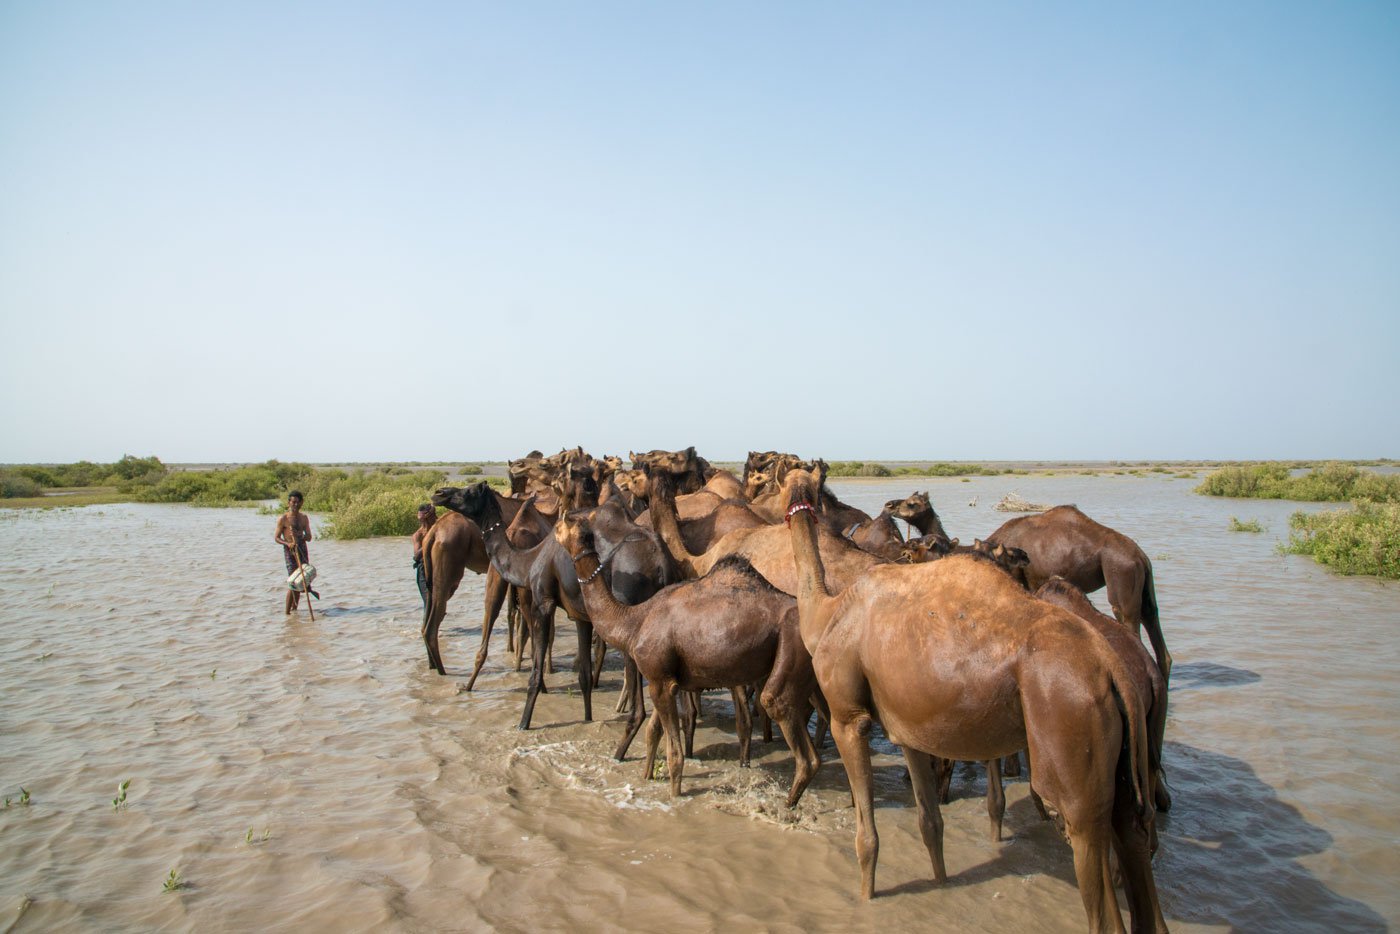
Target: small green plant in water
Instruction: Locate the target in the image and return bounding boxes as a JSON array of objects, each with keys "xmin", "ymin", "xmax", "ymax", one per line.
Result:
[
  {"xmin": 210, "ymin": 669, "xmax": 217, "ymax": 680},
  {"xmin": 19, "ymin": 788, "xmax": 29, "ymax": 805},
  {"xmin": 113, "ymin": 779, "xmax": 130, "ymax": 810},
  {"xmin": 1228, "ymin": 517, "xmax": 1265, "ymax": 533},
  {"xmin": 246, "ymin": 827, "xmax": 271, "ymax": 845},
  {"xmin": 162, "ymin": 869, "xmax": 182, "ymax": 893}
]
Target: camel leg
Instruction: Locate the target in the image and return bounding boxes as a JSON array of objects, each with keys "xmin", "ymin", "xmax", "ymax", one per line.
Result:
[
  {"xmin": 1067, "ymin": 821, "xmax": 1124, "ymax": 934},
  {"xmin": 421, "ymin": 595, "xmax": 446, "ymax": 676},
  {"xmin": 904, "ymin": 746, "xmax": 948, "ymax": 884},
  {"xmin": 1111, "ymin": 778, "xmax": 1169, "ymax": 933},
  {"xmin": 932, "ymin": 755, "xmax": 953, "ymax": 804},
  {"xmin": 652, "ymin": 682, "xmax": 686, "ymax": 797},
  {"xmin": 830, "ymin": 716, "xmax": 881, "ymax": 899},
  {"xmin": 505, "ymin": 586, "xmax": 518, "ymax": 656},
  {"xmin": 681, "ymin": 692, "xmax": 699, "ymax": 759},
  {"xmin": 1002, "ymin": 750, "xmax": 1023, "ymax": 777},
  {"xmin": 591, "ymin": 634, "xmax": 607, "ymax": 689},
  {"xmin": 985, "ymin": 758, "xmax": 1005, "ymax": 842},
  {"xmin": 573, "ymin": 620, "xmax": 594, "ymax": 722},
  {"xmin": 615, "ymin": 656, "xmax": 637, "ymax": 714},
  {"xmin": 518, "ymin": 601, "xmax": 554, "ymax": 730},
  {"xmin": 765, "ymin": 694, "xmax": 820, "ymax": 809},
  {"xmin": 613, "ymin": 657, "xmax": 647, "ymax": 762},
  {"xmin": 641, "ymin": 708, "xmax": 664, "ymax": 781},
  {"xmin": 733, "ymin": 686, "xmax": 753, "ymax": 767},
  {"xmin": 466, "ymin": 567, "xmax": 509, "ymax": 691}
]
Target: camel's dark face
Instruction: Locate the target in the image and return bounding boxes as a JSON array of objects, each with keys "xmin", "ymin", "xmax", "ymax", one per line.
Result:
[
  {"xmin": 431, "ymin": 482, "xmax": 492, "ymax": 521},
  {"xmin": 886, "ymin": 491, "xmax": 930, "ymax": 518}
]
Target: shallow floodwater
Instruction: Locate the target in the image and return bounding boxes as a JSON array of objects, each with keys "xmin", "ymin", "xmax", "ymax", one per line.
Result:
[{"xmin": 0, "ymin": 474, "xmax": 1395, "ymax": 932}]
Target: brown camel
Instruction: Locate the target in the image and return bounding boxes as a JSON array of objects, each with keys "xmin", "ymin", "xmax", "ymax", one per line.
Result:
[
  {"xmin": 420, "ymin": 490, "xmax": 550, "ymax": 676},
  {"xmin": 554, "ymin": 511, "xmax": 821, "ymax": 806},
  {"xmin": 647, "ymin": 469, "xmax": 879, "ymax": 596},
  {"xmin": 629, "ymin": 446, "xmax": 709, "ymax": 494},
  {"xmin": 1036, "ymin": 577, "xmax": 1172, "ymax": 815},
  {"xmin": 988, "ymin": 505, "xmax": 1172, "ymax": 684},
  {"xmin": 634, "ymin": 497, "xmax": 768, "ymax": 554},
  {"xmin": 885, "ymin": 491, "xmax": 949, "ymax": 539},
  {"xmin": 783, "ymin": 467, "xmax": 1165, "ymax": 933}
]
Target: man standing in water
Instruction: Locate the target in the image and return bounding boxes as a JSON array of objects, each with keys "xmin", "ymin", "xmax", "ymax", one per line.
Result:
[
  {"xmin": 275, "ymin": 490, "xmax": 314, "ymax": 614},
  {"xmin": 412, "ymin": 503, "xmax": 437, "ymax": 610}
]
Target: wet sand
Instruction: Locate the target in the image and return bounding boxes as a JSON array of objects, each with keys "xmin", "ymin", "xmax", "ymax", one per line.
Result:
[{"xmin": 0, "ymin": 474, "xmax": 1395, "ymax": 931}]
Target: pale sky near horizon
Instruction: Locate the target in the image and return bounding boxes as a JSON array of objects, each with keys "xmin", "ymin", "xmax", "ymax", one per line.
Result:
[{"xmin": 2, "ymin": 2, "xmax": 1396, "ymax": 464}]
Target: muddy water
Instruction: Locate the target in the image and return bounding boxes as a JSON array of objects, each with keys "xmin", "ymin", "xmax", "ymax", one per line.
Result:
[{"xmin": 0, "ymin": 474, "xmax": 1395, "ymax": 932}]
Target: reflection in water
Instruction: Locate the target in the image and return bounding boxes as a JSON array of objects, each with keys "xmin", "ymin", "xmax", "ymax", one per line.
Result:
[
  {"xmin": 1167, "ymin": 661, "xmax": 1262, "ymax": 690},
  {"xmin": 0, "ymin": 476, "xmax": 1397, "ymax": 931}
]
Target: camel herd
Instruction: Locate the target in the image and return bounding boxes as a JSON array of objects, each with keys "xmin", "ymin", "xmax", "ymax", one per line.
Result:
[{"xmin": 423, "ymin": 447, "xmax": 1173, "ymax": 933}]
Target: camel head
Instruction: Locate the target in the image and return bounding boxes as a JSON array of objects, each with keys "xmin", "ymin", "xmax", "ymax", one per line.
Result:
[
  {"xmin": 565, "ymin": 463, "xmax": 600, "ymax": 509},
  {"xmin": 898, "ymin": 533, "xmax": 955, "ymax": 564},
  {"xmin": 431, "ymin": 482, "xmax": 493, "ymax": 523},
  {"xmin": 744, "ymin": 469, "xmax": 772, "ymax": 500},
  {"xmin": 886, "ymin": 491, "xmax": 949, "ymax": 538},
  {"xmin": 780, "ymin": 465, "xmax": 824, "ymax": 522},
  {"xmin": 971, "ymin": 539, "xmax": 1033, "ymax": 586},
  {"xmin": 553, "ymin": 509, "xmax": 596, "ymax": 559}
]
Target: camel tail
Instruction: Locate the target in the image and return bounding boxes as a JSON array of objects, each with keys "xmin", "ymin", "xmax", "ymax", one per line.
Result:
[
  {"xmin": 1142, "ymin": 560, "xmax": 1171, "ymax": 687},
  {"xmin": 1101, "ymin": 636, "xmax": 1151, "ymax": 819}
]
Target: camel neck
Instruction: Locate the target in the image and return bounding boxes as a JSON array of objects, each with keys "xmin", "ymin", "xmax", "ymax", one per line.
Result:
[
  {"xmin": 476, "ymin": 498, "xmax": 540, "ymax": 588},
  {"xmin": 907, "ymin": 509, "xmax": 941, "ymax": 537},
  {"xmin": 785, "ymin": 504, "xmax": 837, "ymax": 653},
  {"xmin": 572, "ymin": 551, "xmax": 642, "ymax": 650},
  {"xmin": 648, "ymin": 485, "xmax": 701, "ymax": 578}
]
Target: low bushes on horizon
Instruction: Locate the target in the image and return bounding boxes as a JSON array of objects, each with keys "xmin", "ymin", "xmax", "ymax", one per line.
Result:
[
  {"xmin": 827, "ymin": 461, "xmax": 892, "ymax": 478},
  {"xmin": 1282, "ymin": 502, "xmax": 1400, "ymax": 579},
  {"xmin": 894, "ymin": 463, "xmax": 1003, "ymax": 478},
  {"xmin": 1, "ymin": 472, "xmax": 44, "ymax": 498},
  {"xmin": 1196, "ymin": 463, "xmax": 1400, "ymax": 503}
]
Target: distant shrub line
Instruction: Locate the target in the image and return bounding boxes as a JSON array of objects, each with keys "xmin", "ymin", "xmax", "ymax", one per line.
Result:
[
  {"xmin": 1195, "ymin": 463, "xmax": 1400, "ymax": 503},
  {"xmin": 826, "ymin": 461, "xmax": 1002, "ymax": 478},
  {"xmin": 1, "ymin": 456, "xmax": 506, "ymax": 539}
]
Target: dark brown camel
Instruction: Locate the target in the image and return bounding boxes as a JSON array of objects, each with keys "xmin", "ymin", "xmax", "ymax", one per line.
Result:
[
  {"xmin": 434, "ymin": 483, "xmax": 677, "ymax": 742},
  {"xmin": 885, "ymin": 491, "xmax": 949, "ymax": 539},
  {"xmin": 988, "ymin": 505, "xmax": 1172, "ymax": 684},
  {"xmin": 783, "ymin": 467, "xmax": 1165, "ymax": 933},
  {"xmin": 420, "ymin": 490, "xmax": 549, "ymax": 676},
  {"xmin": 1036, "ymin": 577, "xmax": 1172, "ymax": 815},
  {"xmin": 554, "ymin": 511, "xmax": 821, "ymax": 806}
]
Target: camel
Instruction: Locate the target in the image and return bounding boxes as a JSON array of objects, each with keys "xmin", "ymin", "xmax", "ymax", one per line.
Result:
[
  {"xmin": 782, "ymin": 467, "xmax": 1165, "ymax": 933},
  {"xmin": 988, "ymin": 506, "xmax": 1172, "ymax": 684},
  {"xmin": 840, "ymin": 507, "xmax": 908, "ymax": 560},
  {"xmin": 629, "ymin": 446, "xmax": 709, "ymax": 494},
  {"xmin": 647, "ymin": 469, "xmax": 879, "ymax": 596},
  {"xmin": 419, "ymin": 490, "xmax": 550, "ymax": 675},
  {"xmin": 1036, "ymin": 577, "xmax": 1172, "ymax": 815},
  {"xmin": 433, "ymin": 483, "xmax": 676, "ymax": 742},
  {"xmin": 885, "ymin": 491, "xmax": 949, "ymax": 539},
  {"xmin": 634, "ymin": 497, "xmax": 768, "ymax": 554},
  {"xmin": 554, "ymin": 511, "xmax": 821, "ymax": 806}
]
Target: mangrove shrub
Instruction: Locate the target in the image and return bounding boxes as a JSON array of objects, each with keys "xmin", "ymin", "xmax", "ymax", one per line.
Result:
[{"xmin": 1283, "ymin": 503, "xmax": 1400, "ymax": 579}]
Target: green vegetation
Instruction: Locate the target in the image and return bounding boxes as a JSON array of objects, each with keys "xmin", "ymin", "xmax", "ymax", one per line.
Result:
[
  {"xmin": 4, "ymin": 787, "xmax": 31, "ymax": 809},
  {"xmin": 826, "ymin": 461, "xmax": 892, "ymax": 477},
  {"xmin": 1196, "ymin": 463, "xmax": 1400, "ymax": 503},
  {"xmin": 460, "ymin": 464, "xmax": 483, "ymax": 476},
  {"xmin": 895, "ymin": 462, "xmax": 1002, "ymax": 478},
  {"xmin": 113, "ymin": 779, "xmax": 130, "ymax": 811},
  {"xmin": 1, "ymin": 473, "xmax": 43, "ymax": 498},
  {"xmin": 1282, "ymin": 502, "xmax": 1400, "ymax": 579},
  {"xmin": 162, "ymin": 869, "xmax": 183, "ymax": 893},
  {"xmin": 1228, "ymin": 517, "xmax": 1265, "ymax": 533}
]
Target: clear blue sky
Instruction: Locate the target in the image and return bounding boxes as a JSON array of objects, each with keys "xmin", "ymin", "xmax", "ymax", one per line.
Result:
[{"xmin": 2, "ymin": 2, "xmax": 1396, "ymax": 463}]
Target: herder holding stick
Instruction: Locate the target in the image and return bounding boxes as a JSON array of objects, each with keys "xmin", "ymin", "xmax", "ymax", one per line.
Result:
[{"xmin": 275, "ymin": 490, "xmax": 317, "ymax": 615}]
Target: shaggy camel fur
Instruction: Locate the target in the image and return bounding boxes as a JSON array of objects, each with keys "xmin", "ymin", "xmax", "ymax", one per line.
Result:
[
  {"xmin": 783, "ymin": 467, "xmax": 1165, "ymax": 933},
  {"xmin": 647, "ymin": 470, "xmax": 879, "ymax": 596},
  {"xmin": 555, "ymin": 512, "xmax": 820, "ymax": 806},
  {"xmin": 988, "ymin": 505, "xmax": 1172, "ymax": 684},
  {"xmin": 420, "ymin": 491, "xmax": 549, "ymax": 675}
]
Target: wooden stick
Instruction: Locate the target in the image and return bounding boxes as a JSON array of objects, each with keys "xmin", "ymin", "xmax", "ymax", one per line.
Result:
[{"xmin": 289, "ymin": 531, "xmax": 315, "ymax": 622}]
